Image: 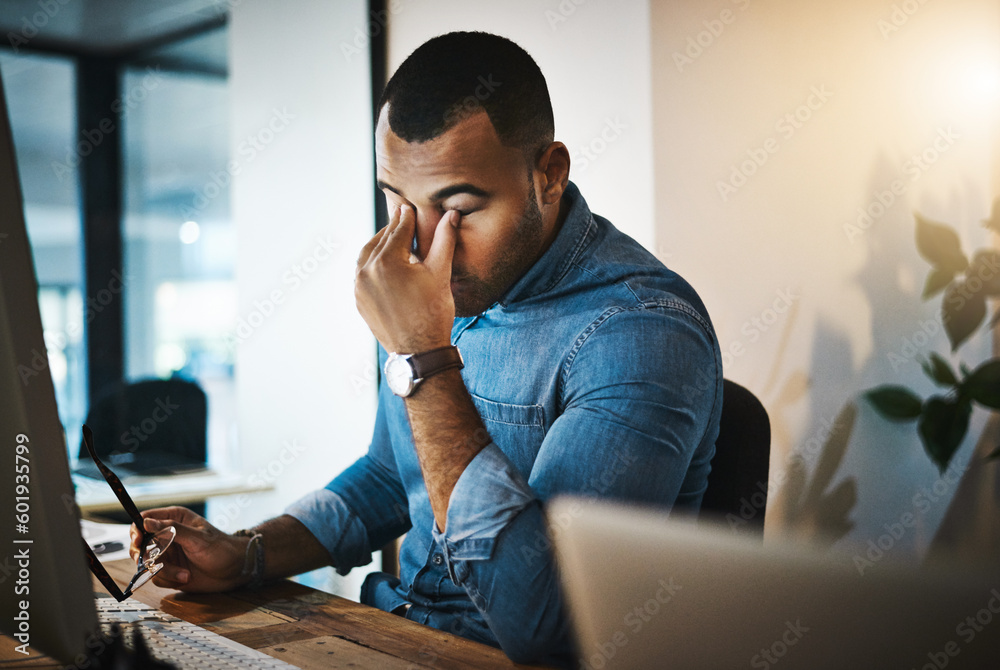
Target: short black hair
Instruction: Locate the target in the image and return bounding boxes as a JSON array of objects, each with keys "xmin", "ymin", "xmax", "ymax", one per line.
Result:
[{"xmin": 378, "ymin": 32, "xmax": 555, "ymax": 161}]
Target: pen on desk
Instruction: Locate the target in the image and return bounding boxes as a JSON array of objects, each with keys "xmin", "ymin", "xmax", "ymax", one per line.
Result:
[{"xmin": 93, "ymin": 541, "xmax": 124, "ymax": 555}]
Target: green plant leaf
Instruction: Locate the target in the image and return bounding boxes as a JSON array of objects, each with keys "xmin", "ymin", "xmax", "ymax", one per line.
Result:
[
  {"xmin": 963, "ymin": 359, "xmax": 1000, "ymax": 409},
  {"xmin": 967, "ymin": 250, "xmax": 1000, "ymax": 296},
  {"xmin": 942, "ymin": 281, "xmax": 987, "ymax": 351},
  {"xmin": 865, "ymin": 386, "xmax": 923, "ymax": 420},
  {"xmin": 919, "ymin": 359, "xmax": 936, "ymax": 384},
  {"xmin": 960, "ymin": 362, "xmax": 973, "ymax": 378},
  {"xmin": 922, "ymin": 267, "xmax": 955, "ymax": 299},
  {"xmin": 917, "ymin": 396, "xmax": 972, "ymax": 472},
  {"xmin": 921, "ymin": 353, "xmax": 959, "ymax": 387},
  {"xmin": 915, "ymin": 213, "xmax": 968, "ymax": 274}
]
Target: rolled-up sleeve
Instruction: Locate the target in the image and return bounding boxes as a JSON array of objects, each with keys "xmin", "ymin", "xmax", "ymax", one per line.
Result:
[
  {"xmin": 431, "ymin": 443, "xmax": 534, "ymax": 579},
  {"xmin": 431, "ymin": 303, "xmax": 722, "ymax": 666},
  {"xmin": 285, "ymin": 488, "xmax": 374, "ymax": 575}
]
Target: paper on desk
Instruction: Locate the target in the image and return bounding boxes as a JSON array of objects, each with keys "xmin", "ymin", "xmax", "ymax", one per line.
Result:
[{"xmin": 81, "ymin": 519, "xmax": 133, "ymax": 562}]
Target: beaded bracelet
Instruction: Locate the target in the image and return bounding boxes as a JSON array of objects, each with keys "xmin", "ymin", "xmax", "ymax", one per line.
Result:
[{"xmin": 233, "ymin": 529, "xmax": 265, "ymax": 589}]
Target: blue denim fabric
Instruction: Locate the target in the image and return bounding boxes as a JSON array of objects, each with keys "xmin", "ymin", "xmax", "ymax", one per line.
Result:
[{"xmin": 284, "ymin": 182, "xmax": 722, "ymax": 667}]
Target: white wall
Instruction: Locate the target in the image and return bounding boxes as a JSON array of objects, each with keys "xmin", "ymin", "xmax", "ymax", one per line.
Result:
[
  {"xmin": 220, "ymin": 0, "xmax": 379, "ymax": 598},
  {"xmin": 651, "ymin": 0, "xmax": 1000, "ymax": 557},
  {"xmin": 387, "ymin": 0, "xmax": 655, "ymax": 250}
]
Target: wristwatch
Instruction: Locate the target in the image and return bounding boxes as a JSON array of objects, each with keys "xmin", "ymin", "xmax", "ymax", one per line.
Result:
[{"xmin": 384, "ymin": 345, "xmax": 464, "ymax": 397}]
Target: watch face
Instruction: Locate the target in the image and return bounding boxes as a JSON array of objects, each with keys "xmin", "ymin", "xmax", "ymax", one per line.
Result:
[{"xmin": 384, "ymin": 354, "xmax": 415, "ymax": 396}]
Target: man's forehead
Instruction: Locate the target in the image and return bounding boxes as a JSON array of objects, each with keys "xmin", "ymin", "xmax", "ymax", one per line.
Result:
[{"xmin": 375, "ymin": 108, "xmax": 521, "ymax": 198}]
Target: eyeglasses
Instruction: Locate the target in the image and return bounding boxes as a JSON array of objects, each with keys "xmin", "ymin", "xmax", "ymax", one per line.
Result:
[{"xmin": 80, "ymin": 425, "xmax": 176, "ymax": 601}]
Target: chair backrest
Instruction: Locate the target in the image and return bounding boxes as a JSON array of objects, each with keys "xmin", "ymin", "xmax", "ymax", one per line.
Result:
[
  {"xmin": 78, "ymin": 377, "xmax": 208, "ymax": 476},
  {"xmin": 700, "ymin": 379, "xmax": 771, "ymax": 537}
]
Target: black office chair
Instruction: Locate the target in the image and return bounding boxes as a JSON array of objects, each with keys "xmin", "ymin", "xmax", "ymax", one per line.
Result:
[
  {"xmin": 76, "ymin": 377, "xmax": 209, "ymax": 517},
  {"xmin": 700, "ymin": 379, "xmax": 771, "ymax": 538}
]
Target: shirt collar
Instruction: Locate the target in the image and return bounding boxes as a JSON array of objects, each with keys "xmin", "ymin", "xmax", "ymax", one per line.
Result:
[{"xmin": 496, "ymin": 181, "xmax": 596, "ymax": 308}]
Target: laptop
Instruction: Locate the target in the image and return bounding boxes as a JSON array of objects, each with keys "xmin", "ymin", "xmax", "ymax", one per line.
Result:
[
  {"xmin": 549, "ymin": 496, "xmax": 1000, "ymax": 669},
  {"xmin": 0, "ymin": 64, "xmax": 297, "ymax": 669}
]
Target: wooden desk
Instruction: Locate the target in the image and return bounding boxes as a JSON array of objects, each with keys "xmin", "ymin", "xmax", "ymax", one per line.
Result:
[{"xmin": 2, "ymin": 559, "xmax": 546, "ymax": 669}]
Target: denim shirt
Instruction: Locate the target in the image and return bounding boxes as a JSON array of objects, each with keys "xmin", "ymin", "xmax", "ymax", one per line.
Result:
[{"xmin": 285, "ymin": 182, "xmax": 722, "ymax": 667}]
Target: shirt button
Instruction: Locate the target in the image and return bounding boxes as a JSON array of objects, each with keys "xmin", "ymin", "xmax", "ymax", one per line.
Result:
[{"xmin": 432, "ymin": 554, "xmax": 444, "ymax": 566}]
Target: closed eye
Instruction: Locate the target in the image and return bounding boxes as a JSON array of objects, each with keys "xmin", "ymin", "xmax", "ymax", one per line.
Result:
[{"xmin": 441, "ymin": 206, "xmax": 475, "ymax": 218}]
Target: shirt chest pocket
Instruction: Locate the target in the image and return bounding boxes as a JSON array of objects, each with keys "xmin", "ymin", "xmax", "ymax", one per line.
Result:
[{"xmin": 469, "ymin": 393, "xmax": 546, "ymax": 479}]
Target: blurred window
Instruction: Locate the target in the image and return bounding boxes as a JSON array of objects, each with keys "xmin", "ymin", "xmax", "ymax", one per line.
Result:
[{"xmin": 123, "ymin": 29, "xmax": 237, "ymax": 470}]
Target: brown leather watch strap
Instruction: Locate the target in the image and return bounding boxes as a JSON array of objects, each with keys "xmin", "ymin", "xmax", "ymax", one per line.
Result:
[{"xmin": 409, "ymin": 345, "xmax": 464, "ymax": 381}]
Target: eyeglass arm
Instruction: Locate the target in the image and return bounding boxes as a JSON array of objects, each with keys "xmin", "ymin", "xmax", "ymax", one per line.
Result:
[
  {"xmin": 80, "ymin": 425, "xmax": 153, "ymax": 602},
  {"xmin": 82, "ymin": 538, "xmax": 130, "ymax": 602},
  {"xmin": 81, "ymin": 425, "xmax": 149, "ymax": 539}
]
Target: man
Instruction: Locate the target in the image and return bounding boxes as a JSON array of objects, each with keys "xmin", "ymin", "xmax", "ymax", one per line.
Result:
[{"xmin": 131, "ymin": 32, "xmax": 722, "ymax": 667}]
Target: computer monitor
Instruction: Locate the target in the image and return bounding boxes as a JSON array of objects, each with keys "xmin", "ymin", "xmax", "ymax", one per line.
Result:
[{"xmin": 0, "ymin": 66, "xmax": 98, "ymax": 662}]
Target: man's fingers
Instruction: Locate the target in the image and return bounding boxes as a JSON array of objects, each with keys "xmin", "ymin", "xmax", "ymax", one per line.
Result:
[
  {"xmin": 142, "ymin": 517, "xmax": 174, "ymax": 539},
  {"xmin": 130, "ymin": 516, "xmax": 172, "ymax": 560},
  {"xmin": 357, "ymin": 224, "xmax": 390, "ymax": 272},
  {"xmin": 426, "ymin": 210, "xmax": 459, "ymax": 273},
  {"xmin": 380, "ymin": 204, "xmax": 417, "ymax": 259},
  {"xmin": 151, "ymin": 565, "xmax": 191, "ymax": 589},
  {"xmin": 366, "ymin": 204, "xmax": 402, "ymax": 264},
  {"xmin": 356, "ymin": 229, "xmax": 383, "ymax": 270},
  {"xmin": 129, "ymin": 523, "xmax": 142, "ymax": 560},
  {"xmin": 142, "ymin": 506, "xmax": 198, "ymax": 524},
  {"xmin": 130, "ymin": 508, "xmax": 179, "ymax": 559},
  {"xmin": 154, "ymin": 519, "xmax": 215, "ymax": 556},
  {"xmin": 134, "ymin": 514, "xmax": 217, "ymax": 566}
]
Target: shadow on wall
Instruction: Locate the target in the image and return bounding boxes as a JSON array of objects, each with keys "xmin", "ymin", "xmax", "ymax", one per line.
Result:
[
  {"xmin": 765, "ymin": 155, "xmax": 996, "ymax": 560},
  {"xmin": 781, "ymin": 402, "xmax": 858, "ymax": 548}
]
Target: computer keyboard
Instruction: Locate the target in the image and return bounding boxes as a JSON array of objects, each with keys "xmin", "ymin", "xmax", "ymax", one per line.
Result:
[{"xmin": 96, "ymin": 596, "xmax": 300, "ymax": 669}]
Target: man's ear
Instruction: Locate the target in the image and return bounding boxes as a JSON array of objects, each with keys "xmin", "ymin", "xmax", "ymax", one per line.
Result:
[{"xmin": 535, "ymin": 142, "xmax": 570, "ymax": 206}]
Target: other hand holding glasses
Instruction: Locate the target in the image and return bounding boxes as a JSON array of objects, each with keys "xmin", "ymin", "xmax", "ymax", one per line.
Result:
[{"xmin": 80, "ymin": 425, "xmax": 176, "ymax": 601}]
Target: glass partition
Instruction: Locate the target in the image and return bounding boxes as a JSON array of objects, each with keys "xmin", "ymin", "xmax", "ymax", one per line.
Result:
[{"xmin": 122, "ymin": 29, "xmax": 238, "ymax": 471}]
